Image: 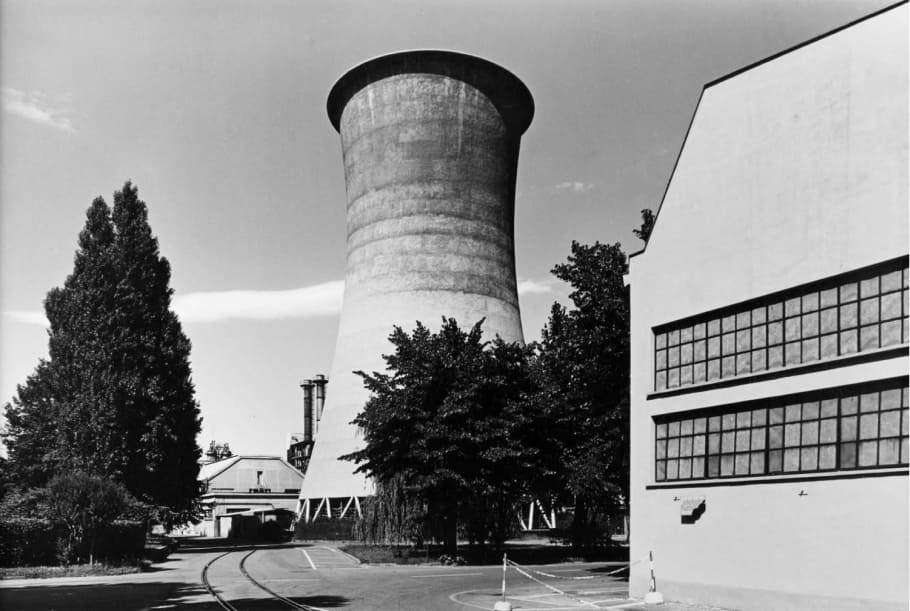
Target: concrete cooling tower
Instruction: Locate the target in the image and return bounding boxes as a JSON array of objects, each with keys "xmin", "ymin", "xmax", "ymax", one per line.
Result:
[{"xmin": 297, "ymin": 50, "xmax": 534, "ymax": 524}]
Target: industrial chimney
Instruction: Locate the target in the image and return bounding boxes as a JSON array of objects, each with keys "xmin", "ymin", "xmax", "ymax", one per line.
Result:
[{"xmin": 297, "ymin": 50, "xmax": 534, "ymax": 522}]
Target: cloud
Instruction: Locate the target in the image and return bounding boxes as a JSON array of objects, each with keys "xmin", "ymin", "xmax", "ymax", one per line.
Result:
[
  {"xmin": 517, "ymin": 279, "xmax": 553, "ymax": 295},
  {"xmin": 172, "ymin": 281, "xmax": 344, "ymax": 323},
  {"xmin": 2, "ymin": 88, "xmax": 76, "ymax": 134},
  {"xmin": 555, "ymin": 181, "xmax": 595, "ymax": 194}
]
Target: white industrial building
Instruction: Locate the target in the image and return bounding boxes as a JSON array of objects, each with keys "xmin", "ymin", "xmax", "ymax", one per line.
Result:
[{"xmin": 628, "ymin": 4, "xmax": 908, "ymax": 610}]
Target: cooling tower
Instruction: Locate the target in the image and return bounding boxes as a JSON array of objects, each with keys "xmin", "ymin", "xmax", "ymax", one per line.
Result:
[{"xmin": 298, "ymin": 50, "xmax": 534, "ymax": 517}]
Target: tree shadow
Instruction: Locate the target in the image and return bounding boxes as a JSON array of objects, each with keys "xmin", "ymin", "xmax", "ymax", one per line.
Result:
[{"xmin": 0, "ymin": 580, "xmax": 352, "ymax": 610}]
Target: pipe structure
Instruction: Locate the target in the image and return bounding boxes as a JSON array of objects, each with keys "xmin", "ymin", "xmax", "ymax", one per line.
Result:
[
  {"xmin": 298, "ymin": 50, "xmax": 534, "ymax": 504},
  {"xmin": 300, "ymin": 380, "xmax": 314, "ymax": 442}
]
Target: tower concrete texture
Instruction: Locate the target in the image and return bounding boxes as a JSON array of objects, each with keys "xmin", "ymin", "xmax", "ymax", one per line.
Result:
[{"xmin": 298, "ymin": 50, "xmax": 534, "ymax": 510}]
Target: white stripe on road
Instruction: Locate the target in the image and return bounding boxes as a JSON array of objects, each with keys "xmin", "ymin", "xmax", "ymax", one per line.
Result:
[
  {"xmin": 301, "ymin": 549, "xmax": 317, "ymax": 570},
  {"xmin": 410, "ymin": 572, "xmax": 484, "ymax": 578}
]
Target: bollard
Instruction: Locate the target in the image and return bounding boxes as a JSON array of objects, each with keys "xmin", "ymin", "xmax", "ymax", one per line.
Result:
[
  {"xmin": 493, "ymin": 553, "xmax": 513, "ymax": 611},
  {"xmin": 643, "ymin": 550, "xmax": 664, "ymax": 604}
]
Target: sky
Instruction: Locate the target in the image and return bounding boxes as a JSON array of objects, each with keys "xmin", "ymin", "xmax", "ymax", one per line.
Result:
[{"xmin": 1, "ymin": 0, "xmax": 895, "ymax": 456}]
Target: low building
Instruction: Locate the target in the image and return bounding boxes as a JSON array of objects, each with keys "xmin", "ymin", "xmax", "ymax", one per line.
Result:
[
  {"xmin": 628, "ymin": 4, "xmax": 908, "ymax": 610},
  {"xmin": 193, "ymin": 455, "xmax": 304, "ymax": 538}
]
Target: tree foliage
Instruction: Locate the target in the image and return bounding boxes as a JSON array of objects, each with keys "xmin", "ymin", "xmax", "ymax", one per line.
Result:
[
  {"xmin": 342, "ymin": 319, "xmax": 539, "ymax": 553},
  {"xmin": 534, "ymin": 240, "xmax": 630, "ymax": 548},
  {"xmin": 3, "ymin": 182, "xmax": 202, "ymax": 524},
  {"xmin": 633, "ymin": 208, "xmax": 655, "ymax": 244}
]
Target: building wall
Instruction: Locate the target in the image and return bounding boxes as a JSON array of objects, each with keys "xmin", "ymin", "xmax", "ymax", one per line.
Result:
[
  {"xmin": 207, "ymin": 457, "xmax": 303, "ymax": 493},
  {"xmin": 629, "ymin": 6, "xmax": 908, "ymax": 610}
]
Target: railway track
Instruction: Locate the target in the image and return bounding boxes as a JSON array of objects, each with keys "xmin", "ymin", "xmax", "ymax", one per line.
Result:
[{"xmin": 201, "ymin": 547, "xmax": 326, "ymax": 611}]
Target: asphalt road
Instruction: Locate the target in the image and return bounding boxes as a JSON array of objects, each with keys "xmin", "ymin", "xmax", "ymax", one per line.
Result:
[{"xmin": 0, "ymin": 541, "xmax": 662, "ymax": 611}]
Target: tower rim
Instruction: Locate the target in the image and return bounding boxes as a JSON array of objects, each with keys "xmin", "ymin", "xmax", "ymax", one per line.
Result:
[{"xmin": 326, "ymin": 49, "xmax": 535, "ymax": 135}]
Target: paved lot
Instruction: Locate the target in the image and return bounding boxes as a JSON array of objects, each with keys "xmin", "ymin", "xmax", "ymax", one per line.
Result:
[{"xmin": 0, "ymin": 541, "xmax": 732, "ymax": 610}]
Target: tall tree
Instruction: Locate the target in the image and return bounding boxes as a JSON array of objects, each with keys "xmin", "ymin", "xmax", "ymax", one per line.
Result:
[
  {"xmin": 3, "ymin": 182, "xmax": 202, "ymax": 523},
  {"xmin": 535, "ymin": 240, "xmax": 630, "ymax": 549},
  {"xmin": 343, "ymin": 318, "xmax": 538, "ymax": 553}
]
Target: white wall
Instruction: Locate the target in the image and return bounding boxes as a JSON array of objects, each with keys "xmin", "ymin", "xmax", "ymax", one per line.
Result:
[{"xmin": 629, "ymin": 6, "xmax": 908, "ymax": 609}]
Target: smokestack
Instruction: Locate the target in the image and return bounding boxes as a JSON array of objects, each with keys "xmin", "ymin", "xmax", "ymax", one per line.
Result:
[
  {"xmin": 298, "ymin": 50, "xmax": 534, "ymax": 508},
  {"xmin": 300, "ymin": 379, "xmax": 315, "ymax": 442},
  {"xmin": 313, "ymin": 374, "xmax": 327, "ymax": 433}
]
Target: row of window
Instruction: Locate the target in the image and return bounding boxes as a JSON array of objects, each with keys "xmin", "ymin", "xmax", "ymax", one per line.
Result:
[
  {"xmin": 653, "ymin": 260, "xmax": 909, "ymax": 392},
  {"xmin": 654, "ymin": 379, "xmax": 909, "ymax": 482}
]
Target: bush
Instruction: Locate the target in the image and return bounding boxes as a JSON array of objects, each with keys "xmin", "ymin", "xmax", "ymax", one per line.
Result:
[{"xmin": 0, "ymin": 517, "xmax": 61, "ymax": 567}]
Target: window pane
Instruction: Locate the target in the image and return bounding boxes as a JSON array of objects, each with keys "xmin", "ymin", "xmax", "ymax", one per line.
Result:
[
  {"xmin": 840, "ymin": 303, "xmax": 858, "ymax": 328},
  {"xmin": 842, "ymin": 395, "xmax": 858, "ymax": 414},
  {"xmin": 678, "ymin": 458, "xmax": 692, "ymax": 479},
  {"xmin": 694, "ymin": 418, "xmax": 707, "ymax": 433},
  {"xmin": 722, "ymin": 356, "xmax": 735, "ymax": 377},
  {"xmin": 656, "ymin": 371, "xmax": 667, "ymax": 391},
  {"xmin": 680, "ymin": 437, "xmax": 693, "ymax": 456},
  {"xmin": 859, "ymin": 413, "xmax": 879, "ymax": 440},
  {"xmin": 882, "ymin": 389, "xmax": 901, "ymax": 409},
  {"xmin": 768, "ymin": 449, "xmax": 782, "ymax": 473},
  {"xmin": 656, "ymin": 440, "xmax": 667, "ymax": 459},
  {"xmin": 752, "ymin": 326, "xmax": 767, "ymax": 348},
  {"xmin": 707, "ymin": 359, "xmax": 720, "ymax": 381},
  {"xmin": 840, "ymin": 282, "xmax": 858, "ymax": 302},
  {"xmin": 769, "ymin": 407, "xmax": 784, "ymax": 424},
  {"xmin": 693, "ymin": 339, "xmax": 706, "ymax": 361},
  {"xmin": 840, "ymin": 442, "xmax": 856, "ymax": 468},
  {"xmin": 768, "ymin": 321, "xmax": 783, "ymax": 345},
  {"xmin": 879, "ymin": 439, "xmax": 900, "ymax": 465},
  {"xmin": 680, "ymin": 343, "xmax": 693, "ymax": 365},
  {"xmin": 768, "ymin": 345, "xmax": 783, "ymax": 368},
  {"xmin": 785, "ymin": 403, "xmax": 801, "ymax": 421},
  {"xmin": 736, "ymin": 354, "xmax": 750, "ymax": 375},
  {"xmin": 840, "ymin": 329, "xmax": 858, "ymax": 354},
  {"xmin": 722, "ymin": 333, "xmax": 735, "ymax": 355},
  {"xmin": 752, "ymin": 307, "xmax": 766, "ymax": 324},
  {"xmin": 656, "ymin": 350, "xmax": 667, "ymax": 369},
  {"xmin": 785, "ymin": 318, "xmax": 801, "ymax": 342},
  {"xmin": 820, "ymin": 419, "xmax": 837, "ymax": 443},
  {"xmin": 668, "ymin": 368, "xmax": 679, "ymax": 388},
  {"xmin": 902, "ymin": 438, "xmax": 909, "ymax": 464},
  {"xmin": 736, "ymin": 312, "xmax": 750, "ymax": 329},
  {"xmin": 751, "ymin": 428, "xmax": 766, "ymax": 450},
  {"xmin": 860, "ymin": 392, "xmax": 880, "ymax": 412},
  {"xmin": 819, "ymin": 444, "xmax": 836, "ymax": 469},
  {"xmin": 820, "ymin": 334, "xmax": 838, "ymax": 359},
  {"xmin": 722, "ymin": 431, "xmax": 735, "ymax": 452},
  {"xmin": 820, "ymin": 288, "xmax": 838, "ymax": 308},
  {"xmin": 720, "ymin": 455, "xmax": 734, "ymax": 476},
  {"xmin": 881, "ymin": 270, "xmax": 902, "ymax": 293},
  {"xmin": 768, "ymin": 425, "xmax": 783, "ymax": 448},
  {"xmin": 784, "ymin": 448, "xmax": 800, "ymax": 471},
  {"xmin": 785, "ymin": 297, "xmax": 801, "ymax": 317},
  {"xmin": 736, "ymin": 430, "xmax": 750, "ymax": 451},
  {"xmin": 768, "ymin": 302, "xmax": 783, "ymax": 321},
  {"xmin": 801, "ymin": 421, "xmax": 819, "ymax": 445},
  {"xmin": 668, "ymin": 329, "xmax": 680, "ymax": 345},
  {"xmin": 656, "ymin": 333, "xmax": 667, "ymax": 349},
  {"xmin": 785, "ymin": 342, "xmax": 801, "ymax": 365},
  {"xmin": 736, "ymin": 330, "xmax": 751, "ymax": 352},
  {"xmin": 734, "ymin": 453, "xmax": 749, "ymax": 475},
  {"xmin": 680, "ymin": 326, "xmax": 693, "ymax": 343},
  {"xmin": 881, "ymin": 292, "xmax": 902, "ymax": 320},
  {"xmin": 751, "ymin": 408, "xmax": 767, "ymax": 426},
  {"xmin": 751, "ymin": 349, "xmax": 767, "ymax": 372},
  {"xmin": 858, "ymin": 440, "xmax": 878, "ymax": 467},
  {"xmin": 667, "ymin": 438, "xmax": 679, "ymax": 458},
  {"xmin": 707, "ymin": 319, "xmax": 720, "ymax": 336},
  {"xmin": 880, "ymin": 410, "xmax": 900, "ymax": 436},
  {"xmin": 722, "ymin": 413, "xmax": 736, "ymax": 429},
  {"xmin": 680, "ymin": 419, "xmax": 693, "ymax": 435},
  {"xmin": 722, "ymin": 315, "xmax": 736, "ymax": 333},
  {"xmin": 692, "ymin": 457, "xmax": 705, "ymax": 477},
  {"xmin": 693, "ymin": 322, "xmax": 707, "ymax": 340},
  {"xmin": 802, "ymin": 292, "xmax": 819, "ymax": 313},
  {"xmin": 680, "ymin": 365, "xmax": 693, "ymax": 385},
  {"xmin": 709, "ymin": 416, "xmax": 721, "ymax": 432},
  {"xmin": 668, "ymin": 421, "xmax": 680, "ymax": 436},
  {"xmin": 820, "ymin": 307, "xmax": 838, "ymax": 334},
  {"xmin": 708, "ymin": 433, "xmax": 720, "ymax": 453},
  {"xmin": 693, "ymin": 434, "xmax": 706, "ymax": 454},
  {"xmin": 656, "ymin": 461, "xmax": 666, "ymax": 480},
  {"xmin": 802, "ymin": 338, "xmax": 819, "ymax": 362},
  {"xmin": 820, "ymin": 398, "xmax": 838, "ymax": 418},
  {"xmin": 860, "ymin": 325, "xmax": 879, "ymax": 350},
  {"xmin": 784, "ymin": 423, "xmax": 800, "ymax": 447},
  {"xmin": 801, "ymin": 447, "xmax": 818, "ymax": 471},
  {"xmin": 745, "ymin": 452, "xmax": 763, "ymax": 474},
  {"xmin": 881, "ymin": 320, "xmax": 901, "ymax": 347},
  {"xmin": 707, "ymin": 456, "xmax": 720, "ymax": 478},
  {"xmin": 802, "ymin": 401, "xmax": 819, "ymax": 420},
  {"xmin": 708, "ymin": 336, "xmax": 721, "ymax": 358},
  {"xmin": 693, "ymin": 362, "xmax": 706, "ymax": 383},
  {"xmin": 860, "ymin": 277, "xmax": 879, "ymax": 298},
  {"xmin": 667, "ymin": 460, "xmax": 679, "ymax": 479},
  {"xmin": 860, "ymin": 298, "xmax": 879, "ymax": 325},
  {"xmin": 736, "ymin": 411, "xmax": 751, "ymax": 428},
  {"xmin": 903, "ymin": 409, "xmax": 909, "ymax": 436},
  {"xmin": 668, "ymin": 346, "xmax": 680, "ymax": 367},
  {"xmin": 802, "ymin": 312, "xmax": 819, "ymax": 337},
  {"xmin": 841, "ymin": 416, "xmax": 858, "ymax": 441}
]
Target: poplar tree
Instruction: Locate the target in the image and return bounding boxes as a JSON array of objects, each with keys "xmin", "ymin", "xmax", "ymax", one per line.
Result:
[{"xmin": 3, "ymin": 182, "xmax": 202, "ymax": 523}]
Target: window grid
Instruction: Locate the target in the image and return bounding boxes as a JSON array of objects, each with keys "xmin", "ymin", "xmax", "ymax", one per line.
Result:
[
  {"xmin": 654, "ymin": 262, "xmax": 909, "ymax": 392},
  {"xmin": 654, "ymin": 381, "xmax": 909, "ymax": 482}
]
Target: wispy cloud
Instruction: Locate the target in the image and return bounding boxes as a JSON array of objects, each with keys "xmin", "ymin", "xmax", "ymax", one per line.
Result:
[
  {"xmin": 2, "ymin": 88, "xmax": 76, "ymax": 134},
  {"xmin": 517, "ymin": 279, "xmax": 553, "ymax": 295},
  {"xmin": 2, "ymin": 281, "xmax": 345, "ymax": 327},
  {"xmin": 555, "ymin": 181, "xmax": 595, "ymax": 194},
  {"xmin": 173, "ymin": 281, "xmax": 344, "ymax": 323}
]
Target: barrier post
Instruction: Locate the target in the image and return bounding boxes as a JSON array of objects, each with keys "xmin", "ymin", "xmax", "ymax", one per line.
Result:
[
  {"xmin": 493, "ymin": 553, "xmax": 512, "ymax": 611},
  {"xmin": 644, "ymin": 550, "xmax": 664, "ymax": 604}
]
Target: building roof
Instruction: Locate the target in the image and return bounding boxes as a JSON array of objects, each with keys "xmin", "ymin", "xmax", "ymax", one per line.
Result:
[{"xmin": 197, "ymin": 455, "xmax": 304, "ymax": 482}]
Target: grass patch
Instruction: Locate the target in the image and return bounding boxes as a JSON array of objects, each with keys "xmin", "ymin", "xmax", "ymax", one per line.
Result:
[
  {"xmin": 0, "ymin": 562, "xmax": 146, "ymax": 580},
  {"xmin": 339, "ymin": 543, "xmax": 628, "ymax": 566}
]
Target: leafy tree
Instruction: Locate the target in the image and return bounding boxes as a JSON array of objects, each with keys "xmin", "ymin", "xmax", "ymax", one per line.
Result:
[
  {"xmin": 535, "ymin": 240, "xmax": 630, "ymax": 549},
  {"xmin": 343, "ymin": 318, "xmax": 538, "ymax": 553},
  {"xmin": 3, "ymin": 182, "xmax": 202, "ymax": 524}
]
